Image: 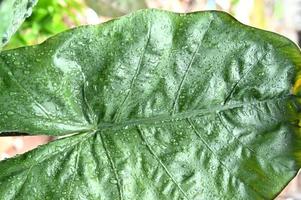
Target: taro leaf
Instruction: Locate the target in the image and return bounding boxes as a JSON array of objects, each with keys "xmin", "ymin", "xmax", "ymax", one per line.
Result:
[
  {"xmin": 0, "ymin": 9, "xmax": 301, "ymax": 200},
  {"xmin": 86, "ymin": 0, "xmax": 147, "ymax": 17},
  {"xmin": 0, "ymin": 0, "xmax": 38, "ymax": 49}
]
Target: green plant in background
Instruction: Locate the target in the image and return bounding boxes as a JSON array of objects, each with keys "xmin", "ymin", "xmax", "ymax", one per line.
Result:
[
  {"xmin": 4, "ymin": 0, "xmax": 86, "ymax": 50},
  {"xmin": 1, "ymin": 0, "xmax": 301, "ymax": 199}
]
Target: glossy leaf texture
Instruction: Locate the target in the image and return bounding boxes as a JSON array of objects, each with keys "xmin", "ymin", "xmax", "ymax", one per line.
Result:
[
  {"xmin": 0, "ymin": 0, "xmax": 38, "ymax": 49},
  {"xmin": 1, "ymin": 9, "xmax": 301, "ymax": 200},
  {"xmin": 86, "ymin": 0, "xmax": 147, "ymax": 17}
]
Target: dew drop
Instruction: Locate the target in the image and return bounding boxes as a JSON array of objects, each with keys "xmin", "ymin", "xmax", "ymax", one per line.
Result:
[
  {"xmin": 7, "ymin": 111, "xmax": 14, "ymax": 115},
  {"xmin": 110, "ymin": 179, "xmax": 117, "ymax": 184},
  {"xmin": 2, "ymin": 37, "xmax": 8, "ymax": 44}
]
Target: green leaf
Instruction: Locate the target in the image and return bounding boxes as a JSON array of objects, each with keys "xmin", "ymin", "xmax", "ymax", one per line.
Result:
[
  {"xmin": 0, "ymin": 0, "xmax": 38, "ymax": 49},
  {"xmin": 86, "ymin": 0, "xmax": 147, "ymax": 17},
  {"xmin": 0, "ymin": 9, "xmax": 301, "ymax": 199}
]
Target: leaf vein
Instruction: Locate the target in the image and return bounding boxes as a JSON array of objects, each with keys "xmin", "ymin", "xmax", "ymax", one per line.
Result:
[
  {"xmin": 67, "ymin": 143, "xmax": 82, "ymax": 199},
  {"xmin": 99, "ymin": 132, "xmax": 124, "ymax": 200},
  {"xmin": 113, "ymin": 25, "xmax": 151, "ymax": 122},
  {"xmin": 171, "ymin": 18, "xmax": 213, "ymax": 114},
  {"xmin": 217, "ymin": 112, "xmax": 291, "ymax": 173},
  {"xmin": 186, "ymin": 118, "xmax": 267, "ymax": 199},
  {"xmin": 11, "ymin": 165, "xmax": 34, "ymax": 199},
  {"xmin": 223, "ymin": 50, "xmax": 269, "ymax": 105},
  {"xmin": 97, "ymin": 96, "xmax": 293, "ymax": 132},
  {"xmin": 137, "ymin": 126, "xmax": 190, "ymax": 200}
]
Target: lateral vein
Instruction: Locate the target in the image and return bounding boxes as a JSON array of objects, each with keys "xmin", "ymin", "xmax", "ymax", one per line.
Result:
[{"xmin": 137, "ymin": 126, "xmax": 190, "ymax": 200}]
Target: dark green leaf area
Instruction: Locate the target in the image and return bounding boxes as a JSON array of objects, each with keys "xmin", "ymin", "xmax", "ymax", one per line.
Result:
[{"xmin": 0, "ymin": 10, "xmax": 301, "ymax": 200}]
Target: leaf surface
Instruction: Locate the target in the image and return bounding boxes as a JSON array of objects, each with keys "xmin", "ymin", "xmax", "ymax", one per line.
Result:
[
  {"xmin": 0, "ymin": 9, "xmax": 301, "ymax": 200},
  {"xmin": 0, "ymin": 0, "xmax": 38, "ymax": 49}
]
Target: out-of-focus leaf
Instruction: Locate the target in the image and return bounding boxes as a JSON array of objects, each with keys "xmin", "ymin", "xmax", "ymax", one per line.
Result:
[
  {"xmin": 86, "ymin": 0, "xmax": 147, "ymax": 17},
  {"xmin": 0, "ymin": 0, "xmax": 38, "ymax": 49},
  {"xmin": 0, "ymin": 9, "xmax": 301, "ymax": 199}
]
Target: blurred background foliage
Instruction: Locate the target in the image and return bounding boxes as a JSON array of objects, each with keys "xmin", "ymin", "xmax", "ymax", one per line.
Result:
[
  {"xmin": 2, "ymin": 0, "xmax": 301, "ymax": 199},
  {"xmin": 86, "ymin": 0, "xmax": 148, "ymax": 17}
]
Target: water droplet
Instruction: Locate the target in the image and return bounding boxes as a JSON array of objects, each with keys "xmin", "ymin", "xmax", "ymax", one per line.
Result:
[
  {"xmin": 24, "ymin": 12, "xmax": 30, "ymax": 18},
  {"xmin": 110, "ymin": 179, "xmax": 117, "ymax": 184},
  {"xmin": 7, "ymin": 111, "xmax": 14, "ymax": 115},
  {"xmin": 2, "ymin": 37, "xmax": 8, "ymax": 44}
]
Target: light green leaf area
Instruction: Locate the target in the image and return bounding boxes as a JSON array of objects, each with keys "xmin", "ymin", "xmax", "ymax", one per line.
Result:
[
  {"xmin": 0, "ymin": 0, "xmax": 38, "ymax": 49},
  {"xmin": 0, "ymin": 9, "xmax": 301, "ymax": 200},
  {"xmin": 86, "ymin": 0, "xmax": 147, "ymax": 17}
]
